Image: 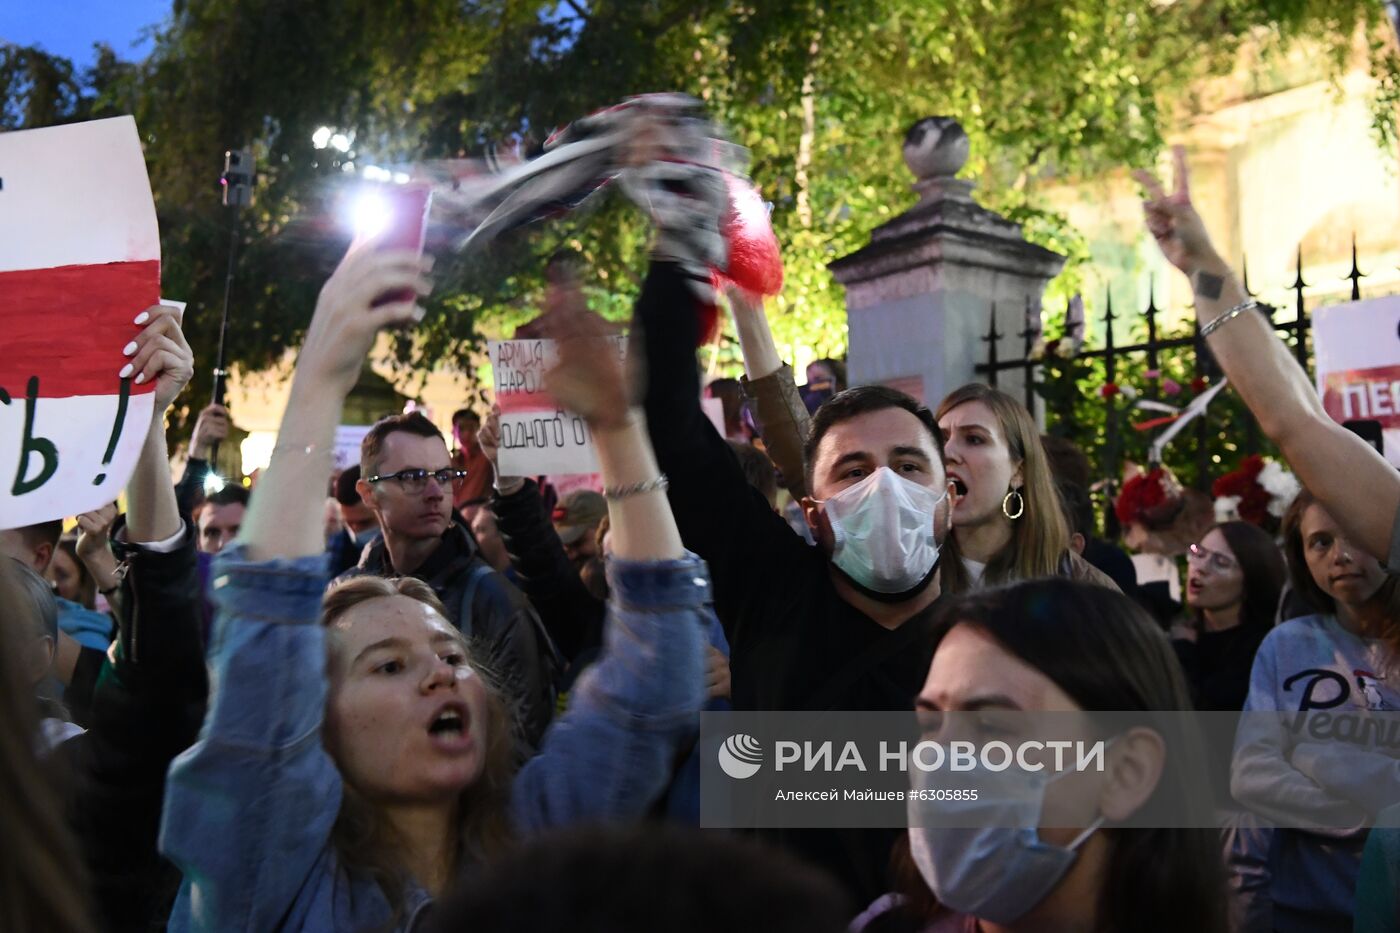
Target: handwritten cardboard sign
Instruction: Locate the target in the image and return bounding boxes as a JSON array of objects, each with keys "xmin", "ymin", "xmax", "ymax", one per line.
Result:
[
  {"xmin": 1313, "ymin": 296, "xmax": 1400, "ymax": 467},
  {"xmin": 0, "ymin": 116, "xmax": 160, "ymax": 529},
  {"xmin": 333, "ymin": 425, "xmax": 373, "ymax": 472},
  {"xmin": 487, "ymin": 338, "xmax": 627, "ymax": 475}
]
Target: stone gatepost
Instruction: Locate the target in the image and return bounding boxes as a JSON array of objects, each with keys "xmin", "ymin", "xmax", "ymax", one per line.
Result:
[{"xmin": 829, "ymin": 117, "xmax": 1065, "ymax": 413}]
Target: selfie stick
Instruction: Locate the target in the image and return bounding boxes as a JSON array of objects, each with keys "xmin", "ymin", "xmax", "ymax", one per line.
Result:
[{"xmin": 211, "ymin": 148, "xmax": 255, "ymax": 465}]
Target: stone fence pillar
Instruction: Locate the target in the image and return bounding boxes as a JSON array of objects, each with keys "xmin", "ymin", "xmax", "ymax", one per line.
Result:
[{"xmin": 829, "ymin": 117, "xmax": 1065, "ymax": 412}]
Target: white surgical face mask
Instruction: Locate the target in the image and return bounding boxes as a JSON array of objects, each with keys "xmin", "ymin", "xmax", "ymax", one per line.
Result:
[
  {"xmin": 817, "ymin": 467, "xmax": 948, "ymax": 597},
  {"xmin": 906, "ymin": 752, "xmax": 1105, "ymax": 924}
]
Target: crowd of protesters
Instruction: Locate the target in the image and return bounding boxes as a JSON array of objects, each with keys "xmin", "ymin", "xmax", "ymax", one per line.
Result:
[{"xmin": 4, "ymin": 125, "xmax": 1400, "ymax": 933}]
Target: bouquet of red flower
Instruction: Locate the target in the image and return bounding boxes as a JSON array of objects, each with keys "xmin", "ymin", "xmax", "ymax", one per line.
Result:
[
  {"xmin": 1115, "ymin": 467, "xmax": 1185, "ymax": 529},
  {"xmin": 1212, "ymin": 455, "xmax": 1300, "ymax": 530}
]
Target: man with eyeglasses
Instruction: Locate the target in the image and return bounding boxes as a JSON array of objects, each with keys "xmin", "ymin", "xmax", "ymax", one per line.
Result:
[{"xmin": 341, "ymin": 411, "xmax": 559, "ymax": 749}]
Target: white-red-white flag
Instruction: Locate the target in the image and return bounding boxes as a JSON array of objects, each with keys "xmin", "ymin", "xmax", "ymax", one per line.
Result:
[{"xmin": 0, "ymin": 116, "xmax": 160, "ymax": 529}]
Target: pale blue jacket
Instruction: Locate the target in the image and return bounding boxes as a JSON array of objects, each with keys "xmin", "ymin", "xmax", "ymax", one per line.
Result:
[{"xmin": 160, "ymin": 544, "xmax": 714, "ymax": 932}]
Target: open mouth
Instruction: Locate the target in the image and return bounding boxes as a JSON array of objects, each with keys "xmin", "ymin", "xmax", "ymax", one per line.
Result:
[
  {"xmin": 948, "ymin": 473, "xmax": 968, "ymax": 497},
  {"xmin": 427, "ymin": 704, "xmax": 469, "ymax": 739}
]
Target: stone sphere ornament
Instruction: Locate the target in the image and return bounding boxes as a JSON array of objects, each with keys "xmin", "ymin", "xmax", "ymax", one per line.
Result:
[{"xmin": 903, "ymin": 117, "xmax": 969, "ymax": 180}]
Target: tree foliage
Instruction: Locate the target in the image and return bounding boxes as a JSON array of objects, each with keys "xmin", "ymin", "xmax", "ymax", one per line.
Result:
[{"xmin": 3, "ymin": 0, "xmax": 1396, "ymax": 424}]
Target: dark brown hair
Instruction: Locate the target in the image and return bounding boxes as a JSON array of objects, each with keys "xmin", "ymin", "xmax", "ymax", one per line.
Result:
[
  {"xmin": 321, "ymin": 575, "xmax": 516, "ymax": 920},
  {"xmin": 1281, "ymin": 488, "xmax": 1400, "ymax": 658},
  {"xmin": 360, "ymin": 412, "xmax": 443, "ymax": 477},
  {"xmin": 885, "ymin": 579, "xmax": 1226, "ymax": 933},
  {"xmin": 802, "ymin": 385, "xmax": 945, "ymax": 492},
  {"xmin": 1190, "ymin": 521, "xmax": 1286, "ymax": 635},
  {"xmin": 429, "ymin": 824, "xmax": 850, "ymax": 933}
]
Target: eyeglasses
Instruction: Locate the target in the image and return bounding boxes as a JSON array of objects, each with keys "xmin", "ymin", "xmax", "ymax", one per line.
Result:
[
  {"xmin": 1187, "ymin": 542, "xmax": 1237, "ymax": 573},
  {"xmin": 365, "ymin": 468, "xmax": 469, "ymax": 493}
]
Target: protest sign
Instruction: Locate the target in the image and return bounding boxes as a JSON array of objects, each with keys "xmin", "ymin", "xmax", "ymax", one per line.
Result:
[
  {"xmin": 333, "ymin": 425, "xmax": 373, "ymax": 471},
  {"xmin": 0, "ymin": 116, "xmax": 160, "ymax": 529},
  {"xmin": 488, "ymin": 337, "xmax": 627, "ymax": 475},
  {"xmin": 702, "ymin": 396, "xmax": 726, "ymax": 437},
  {"xmin": 1313, "ymin": 295, "xmax": 1400, "ymax": 467}
]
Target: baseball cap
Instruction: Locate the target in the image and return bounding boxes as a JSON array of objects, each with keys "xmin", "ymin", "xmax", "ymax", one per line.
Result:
[{"xmin": 552, "ymin": 490, "xmax": 608, "ymax": 546}]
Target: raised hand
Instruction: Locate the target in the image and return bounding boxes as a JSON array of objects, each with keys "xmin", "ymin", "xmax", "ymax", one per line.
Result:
[
  {"xmin": 296, "ymin": 245, "xmax": 433, "ymax": 400},
  {"xmin": 122, "ymin": 302, "xmax": 195, "ymax": 412},
  {"xmin": 1132, "ymin": 146, "xmax": 1220, "ymax": 276},
  {"xmin": 191, "ymin": 403, "xmax": 231, "ymax": 460},
  {"xmin": 478, "ymin": 405, "xmax": 503, "ymax": 470},
  {"xmin": 75, "ymin": 502, "xmax": 119, "ymax": 563},
  {"xmin": 541, "ymin": 280, "xmax": 629, "ymax": 429},
  {"xmin": 705, "ymin": 645, "xmax": 731, "ymax": 701}
]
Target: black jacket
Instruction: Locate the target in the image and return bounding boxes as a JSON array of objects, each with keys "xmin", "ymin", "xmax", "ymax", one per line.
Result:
[
  {"xmin": 492, "ymin": 478, "xmax": 605, "ymax": 666},
  {"xmin": 636, "ymin": 261, "xmax": 944, "ymax": 907},
  {"xmin": 326, "ymin": 526, "xmax": 380, "ymax": 579},
  {"xmin": 60, "ymin": 516, "xmax": 208, "ymax": 933},
  {"xmin": 341, "ymin": 516, "xmax": 559, "ymax": 749}
]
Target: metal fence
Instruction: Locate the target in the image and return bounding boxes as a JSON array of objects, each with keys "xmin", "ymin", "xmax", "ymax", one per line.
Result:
[{"xmin": 974, "ymin": 239, "xmax": 1374, "ymax": 532}]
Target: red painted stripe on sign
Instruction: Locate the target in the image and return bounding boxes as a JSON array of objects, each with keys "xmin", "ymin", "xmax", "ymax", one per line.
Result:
[
  {"xmin": 496, "ymin": 391, "xmax": 561, "ymax": 415},
  {"xmin": 0, "ymin": 260, "xmax": 160, "ymax": 399}
]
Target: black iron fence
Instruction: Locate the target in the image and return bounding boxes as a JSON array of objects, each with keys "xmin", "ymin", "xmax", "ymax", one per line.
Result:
[{"xmin": 974, "ymin": 239, "xmax": 1377, "ymax": 534}]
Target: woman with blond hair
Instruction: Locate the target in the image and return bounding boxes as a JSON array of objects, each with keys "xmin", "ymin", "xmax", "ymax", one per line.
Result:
[{"xmin": 936, "ymin": 383, "xmax": 1116, "ymax": 593}]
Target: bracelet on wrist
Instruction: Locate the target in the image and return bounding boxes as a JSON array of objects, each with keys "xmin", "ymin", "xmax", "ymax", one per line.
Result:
[
  {"xmin": 1200, "ymin": 300, "xmax": 1261, "ymax": 340},
  {"xmin": 603, "ymin": 474, "xmax": 669, "ymax": 500},
  {"xmin": 269, "ymin": 441, "xmax": 335, "ymax": 463}
]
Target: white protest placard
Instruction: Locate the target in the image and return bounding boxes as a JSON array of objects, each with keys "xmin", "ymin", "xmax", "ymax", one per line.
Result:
[
  {"xmin": 1313, "ymin": 295, "xmax": 1400, "ymax": 467},
  {"xmin": 488, "ymin": 337, "xmax": 627, "ymax": 476},
  {"xmin": 333, "ymin": 425, "xmax": 374, "ymax": 471},
  {"xmin": 702, "ymin": 396, "xmax": 726, "ymax": 437},
  {"xmin": 0, "ymin": 116, "xmax": 161, "ymax": 529}
]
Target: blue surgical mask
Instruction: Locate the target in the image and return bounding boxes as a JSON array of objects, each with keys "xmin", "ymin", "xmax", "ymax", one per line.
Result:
[
  {"xmin": 816, "ymin": 467, "xmax": 949, "ymax": 598},
  {"xmin": 906, "ymin": 755, "xmax": 1104, "ymax": 924}
]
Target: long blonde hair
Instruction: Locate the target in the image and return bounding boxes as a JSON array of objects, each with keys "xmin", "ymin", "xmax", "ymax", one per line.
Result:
[
  {"xmin": 321, "ymin": 576, "xmax": 516, "ymax": 917},
  {"xmin": 936, "ymin": 383, "xmax": 1069, "ymax": 591}
]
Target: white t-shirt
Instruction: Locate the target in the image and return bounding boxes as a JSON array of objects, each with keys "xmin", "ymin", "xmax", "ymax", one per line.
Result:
[{"xmin": 962, "ymin": 557, "xmax": 987, "ymax": 589}]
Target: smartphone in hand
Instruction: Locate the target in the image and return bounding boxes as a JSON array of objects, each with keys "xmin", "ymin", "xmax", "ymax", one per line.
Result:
[{"xmin": 351, "ymin": 183, "xmax": 433, "ymax": 306}]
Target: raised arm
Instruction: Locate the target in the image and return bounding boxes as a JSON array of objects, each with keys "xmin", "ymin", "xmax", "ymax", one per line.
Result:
[
  {"xmin": 66, "ymin": 302, "xmax": 213, "ymax": 932},
  {"xmin": 161, "ymin": 245, "xmax": 432, "ymax": 929},
  {"xmin": 512, "ymin": 279, "xmax": 708, "ymax": 829},
  {"xmin": 172, "ymin": 403, "xmax": 229, "ymax": 516},
  {"xmin": 637, "ymin": 262, "xmax": 806, "ymax": 631},
  {"xmin": 1136, "ymin": 147, "xmax": 1400, "ymax": 563},
  {"xmin": 729, "ymin": 288, "xmax": 812, "ymax": 501},
  {"xmin": 480, "ymin": 404, "xmax": 605, "ymax": 662}
]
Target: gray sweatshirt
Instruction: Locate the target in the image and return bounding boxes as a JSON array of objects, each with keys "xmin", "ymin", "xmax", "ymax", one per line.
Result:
[{"xmin": 1230, "ymin": 613, "xmax": 1400, "ymax": 932}]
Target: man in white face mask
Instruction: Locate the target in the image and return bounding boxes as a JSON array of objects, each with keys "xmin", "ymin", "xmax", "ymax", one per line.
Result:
[
  {"xmin": 636, "ymin": 259, "xmax": 957, "ymax": 906},
  {"xmin": 801, "ymin": 391, "xmax": 956, "ymax": 622}
]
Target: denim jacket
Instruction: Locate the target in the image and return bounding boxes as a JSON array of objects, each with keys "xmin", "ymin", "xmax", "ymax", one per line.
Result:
[{"xmin": 160, "ymin": 544, "xmax": 714, "ymax": 932}]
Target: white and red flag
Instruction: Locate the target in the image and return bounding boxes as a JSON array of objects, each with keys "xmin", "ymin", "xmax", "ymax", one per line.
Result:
[{"xmin": 0, "ymin": 116, "xmax": 160, "ymax": 529}]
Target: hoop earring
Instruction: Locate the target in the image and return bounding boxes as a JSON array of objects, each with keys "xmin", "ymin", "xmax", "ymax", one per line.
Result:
[{"xmin": 1002, "ymin": 489, "xmax": 1025, "ymax": 520}]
